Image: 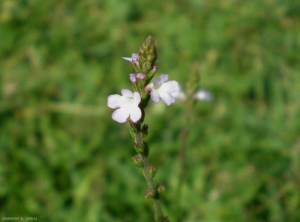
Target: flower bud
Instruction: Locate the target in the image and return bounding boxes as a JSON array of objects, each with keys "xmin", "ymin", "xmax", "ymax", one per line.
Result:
[
  {"xmin": 157, "ymin": 184, "xmax": 165, "ymax": 196},
  {"xmin": 145, "ymin": 66, "xmax": 157, "ymax": 85},
  {"xmin": 147, "ymin": 165, "xmax": 157, "ymax": 178},
  {"xmin": 135, "ymin": 73, "xmax": 147, "ymax": 94},
  {"xmin": 142, "ymin": 61, "xmax": 152, "ymax": 74},
  {"xmin": 138, "ymin": 36, "xmax": 157, "ymax": 71},
  {"xmin": 132, "ymin": 155, "xmax": 144, "ymax": 168},
  {"xmin": 134, "ymin": 141, "xmax": 149, "ymax": 155},
  {"xmin": 136, "ymin": 73, "xmax": 146, "ymax": 80},
  {"xmin": 144, "ymin": 188, "xmax": 157, "ymax": 200},
  {"xmin": 131, "ymin": 54, "xmax": 142, "ymax": 73},
  {"xmin": 129, "ymin": 73, "xmax": 136, "ymax": 83},
  {"xmin": 134, "ymin": 143, "xmax": 144, "ymax": 154},
  {"xmin": 145, "ymin": 83, "xmax": 153, "ymax": 92}
]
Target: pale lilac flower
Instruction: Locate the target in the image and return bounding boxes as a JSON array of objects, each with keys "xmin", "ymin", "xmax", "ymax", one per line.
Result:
[
  {"xmin": 146, "ymin": 74, "xmax": 180, "ymax": 106},
  {"xmin": 122, "ymin": 54, "xmax": 159, "ymax": 64},
  {"xmin": 193, "ymin": 88, "xmax": 212, "ymax": 101},
  {"xmin": 122, "ymin": 53, "xmax": 139, "ymax": 63},
  {"xmin": 107, "ymin": 89, "xmax": 142, "ymax": 123}
]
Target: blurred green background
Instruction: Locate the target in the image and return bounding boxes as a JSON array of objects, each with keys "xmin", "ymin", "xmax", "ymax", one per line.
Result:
[{"xmin": 1, "ymin": 0, "xmax": 300, "ymax": 221}]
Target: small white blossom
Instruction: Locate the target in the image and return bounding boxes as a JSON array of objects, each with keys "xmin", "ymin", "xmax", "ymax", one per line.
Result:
[
  {"xmin": 193, "ymin": 88, "xmax": 212, "ymax": 101},
  {"xmin": 122, "ymin": 53, "xmax": 139, "ymax": 62},
  {"xmin": 107, "ymin": 89, "xmax": 142, "ymax": 123},
  {"xmin": 146, "ymin": 74, "xmax": 180, "ymax": 106}
]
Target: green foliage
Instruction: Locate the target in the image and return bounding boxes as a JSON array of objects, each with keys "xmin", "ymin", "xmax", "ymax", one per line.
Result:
[{"xmin": 1, "ymin": 0, "xmax": 300, "ymax": 221}]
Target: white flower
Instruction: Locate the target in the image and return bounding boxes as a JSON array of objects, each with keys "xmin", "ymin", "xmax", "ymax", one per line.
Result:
[
  {"xmin": 146, "ymin": 74, "xmax": 180, "ymax": 106},
  {"xmin": 107, "ymin": 89, "xmax": 142, "ymax": 123}
]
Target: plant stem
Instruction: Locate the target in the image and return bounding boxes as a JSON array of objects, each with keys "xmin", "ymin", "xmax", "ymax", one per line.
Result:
[
  {"xmin": 138, "ymin": 153, "xmax": 163, "ymax": 222},
  {"xmin": 132, "ymin": 121, "xmax": 165, "ymax": 222}
]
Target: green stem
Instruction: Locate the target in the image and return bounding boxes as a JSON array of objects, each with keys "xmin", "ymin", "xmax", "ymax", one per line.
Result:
[
  {"xmin": 138, "ymin": 153, "xmax": 163, "ymax": 222},
  {"xmin": 131, "ymin": 120, "xmax": 165, "ymax": 222}
]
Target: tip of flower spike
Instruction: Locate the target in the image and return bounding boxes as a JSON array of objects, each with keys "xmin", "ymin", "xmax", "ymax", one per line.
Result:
[
  {"xmin": 138, "ymin": 36, "xmax": 157, "ymax": 67},
  {"xmin": 145, "ymin": 36, "xmax": 154, "ymax": 44}
]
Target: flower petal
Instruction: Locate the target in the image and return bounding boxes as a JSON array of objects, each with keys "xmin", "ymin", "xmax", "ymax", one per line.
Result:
[
  {"xmin": 151, "ymin": 90, "xmax": 160, "ymax": 103},
  {"xmin": 148, "ymin": 74, "xmax": 180, "ymax": 105},
  {"xmin": 129, "ymin": 106, "xmax": 142, "ymax": 122},
  {"xmin": 153, "ymin": 74, "xmax": 169, "ymax": 87},
  {"xmin": 132, "ymin": 53, "xmax": 138, "ymax": 61},
  {"xmin": 107, "ymin": 94, "xmax": 122, "ymax": 109},
  {"xmin": 112, "ymin": 108, "xmax": 129, "ymax": 123},
  {"xmin": 160, "ymin": 81, "xmax": 179, "ymax": 94},
  {"xmin": 159, "ymin": 91, "xmax": 175, "ymax": 105},
  {"xmin": 122, "ymin": 57, "xmax": 133, "ymax": 62},
  {"xmin": 160, "ymin": 74, "xmax": 169, "ymax": 82},
  {"xmin": 133, "ymin": 92, "xmax": 141, "ymax": 105},
  {"xmin": 121, "ymin": 89, "xmax": 134, "ymax": 97},
  {"xmin": 122, "ymin": 53, "xmax": 138, "ymax": 62}
]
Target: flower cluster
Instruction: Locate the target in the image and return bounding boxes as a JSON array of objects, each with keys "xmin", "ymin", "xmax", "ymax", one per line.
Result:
[{"xmin": 107, "ymin": 51, "xmax": 180, "ymax": 123}]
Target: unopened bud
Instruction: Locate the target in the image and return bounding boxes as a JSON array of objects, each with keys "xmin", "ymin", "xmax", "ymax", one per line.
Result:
[
  {"xmin": 157, "ymin": 184, "xmax": 165, "ymax": 196},
  {"xmin": 136, "ymin": 73, "xmax": 146, "ymax": 80},
  {"xmin": 134, "ymin": 143, "xmax": 144, "ymax": 154},
  {"xmin": 134, "ymin": 141, "xmax": 149, "ymax": 156},
  {"xmin": 132, "ymin": 54, "xmax": 142, "ymax": 72},
  {"xmin": 138, "ymin": 36, "xmax": 157, "ymax": 72},
  {"xmin": 145, "ymin": 83, "xmax": 153, "ymax": 92},
  {"xmin": 142, "ymin": 62, "xmax": 152, "ymax": 74},
  {"xmin": 129, "ymin": 73, "xmax": 136, "ymax": 83},
  {"xmin": 132, "ymin": 155, "xmax": 144, "ymax": 168},
  {"xmin": 145, "ymin": 66, "xmax": 157, "ymax": 84},
  {"xmin": 144, "ymin": 188, "xmax": 157, "ymax": 200},
  {"xmin": 147, "ymin": 165, "xmax": 157, "ymax": 178}
]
